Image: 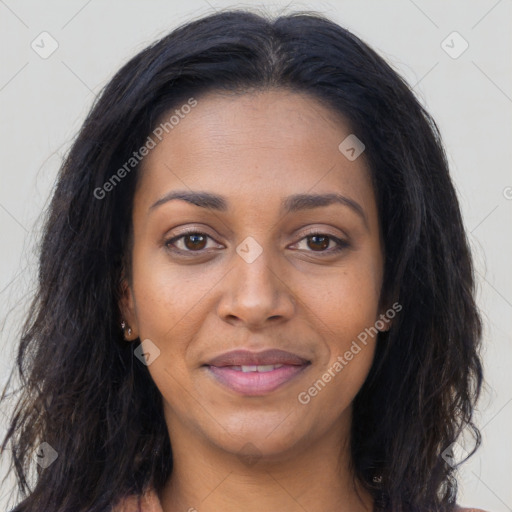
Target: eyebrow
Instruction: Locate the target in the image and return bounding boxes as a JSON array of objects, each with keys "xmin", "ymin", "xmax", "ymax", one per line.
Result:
[{"xmin": 149, "ymin": 190, "xmax": 368, "ymax": 226}]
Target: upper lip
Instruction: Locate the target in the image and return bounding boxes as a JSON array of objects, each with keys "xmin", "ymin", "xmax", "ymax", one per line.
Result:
[{"xmin": 205, "ymin": 349, "xmax": 311, "ymax": 367}]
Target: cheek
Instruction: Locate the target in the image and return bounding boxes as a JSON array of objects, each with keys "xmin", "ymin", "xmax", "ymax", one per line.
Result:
[
  {"xmin": 297, "ymin": 295, "xmax": 379, "ymax": 426},
  {"xmin": 303, "ymin": 257, "xmax": 381, "ymax": 398},
  {"xmin": 127, "ymin": 259, "xmax": 200, "ymax": 408},
  {"xmin": 308, "ymin": 254, "xmax": 382, "ymax": 343},
  {"xmin": 131, "ymin": 247, "xmax": 211, "ymax": 342}
]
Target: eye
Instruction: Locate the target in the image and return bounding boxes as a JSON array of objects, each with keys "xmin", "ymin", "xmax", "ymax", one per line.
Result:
[
  {"xmin": 164, "ymin": 230, "xmax": 349, "ymax": 256},
  {"xmin": 164, "ymin": 231, "xmax": 221, "ymax": 254},
  {"xmin": 292, "ymin": 232, "xmax": 349, "ymax": 254}
]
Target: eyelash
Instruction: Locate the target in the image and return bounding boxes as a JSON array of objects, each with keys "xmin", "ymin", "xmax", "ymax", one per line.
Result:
[{"xmin": 164, "ymin": 228, "xmax": 349, "ymax": 256}]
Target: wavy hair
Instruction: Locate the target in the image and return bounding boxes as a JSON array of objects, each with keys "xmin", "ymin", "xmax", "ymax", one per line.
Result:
[{"xmin": 1, "ymin": 9, "xmax": 483, "ymax": 512}]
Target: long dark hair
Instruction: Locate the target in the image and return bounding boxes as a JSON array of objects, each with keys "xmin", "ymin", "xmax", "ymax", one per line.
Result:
[{"xmin": 1, "ymin": 9, "xmax": 483, "ymax": 512}]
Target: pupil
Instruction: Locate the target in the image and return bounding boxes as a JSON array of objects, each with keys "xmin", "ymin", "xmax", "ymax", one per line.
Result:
[
  {"xmin": 185, "ymin": 234, "xmax": 206, "ymax": 250},
  {"xmin": 309, "ymin": 235, "xmax": 328, "ymax": 251}
]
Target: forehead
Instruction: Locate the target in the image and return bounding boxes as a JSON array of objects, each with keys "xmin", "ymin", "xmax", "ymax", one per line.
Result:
[{"xmin": 135, "ymin": 88, "xmax": 375, "ymax": 220}]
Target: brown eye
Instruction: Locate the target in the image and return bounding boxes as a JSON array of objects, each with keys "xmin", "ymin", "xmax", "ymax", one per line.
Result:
[
  {"xmin": 293, "ymin": 232, "xmax": 349, "ymax": 255},
  {"xmin": 165, "ymin": 231, "xmax": 349, "ymax": 257},
  {"xmin": 307, "ymin": 234, "xmax": 330, "ymax": 251},
  {"xmin": 165, "ymin": 232, "xmax": 216, "ymax": 253},
  {"xmin": 183, "ymin": 233, "xmax": 207, "ymax": 251}
]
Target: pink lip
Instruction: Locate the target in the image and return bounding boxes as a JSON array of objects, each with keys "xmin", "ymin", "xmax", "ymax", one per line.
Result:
[{"xmin": 207, "ymin": 364, "xmax": 309, "ymax": 395}]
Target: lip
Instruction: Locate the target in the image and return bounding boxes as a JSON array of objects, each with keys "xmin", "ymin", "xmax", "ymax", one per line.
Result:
[
  {"xmin": 204, "ymin": 349, "xmax": 311, "ymax": 396},
  {"xmin": 205, "ymin": 349, "xmax": 310, "ymax": 367}
]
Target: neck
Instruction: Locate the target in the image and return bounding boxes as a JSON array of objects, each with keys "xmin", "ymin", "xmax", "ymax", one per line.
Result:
[{"xmin": 158, "ymin": 408, "xmax": 374, "ymax": 512}]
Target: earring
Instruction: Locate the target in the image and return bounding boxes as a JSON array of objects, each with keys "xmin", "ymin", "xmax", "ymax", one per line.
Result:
[{"xmin": 121, "ymin": 320, "xmax": 133, "ymax": 339}]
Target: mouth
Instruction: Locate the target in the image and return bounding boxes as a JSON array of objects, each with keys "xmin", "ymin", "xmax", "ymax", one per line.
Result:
[{"xmin": 203, "ymin": 349, "xmax": 311, "ymax": 396}]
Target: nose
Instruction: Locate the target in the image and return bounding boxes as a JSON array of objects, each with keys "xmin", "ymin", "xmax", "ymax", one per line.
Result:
[{"xmin": 216, "ymin": 242, "xmax": 296, "ymax": 330}]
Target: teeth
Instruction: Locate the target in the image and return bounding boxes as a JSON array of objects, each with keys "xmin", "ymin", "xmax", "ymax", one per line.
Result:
[{"xmin": 236, "ymin": 364, "xmax": 284, "ymax": 372}]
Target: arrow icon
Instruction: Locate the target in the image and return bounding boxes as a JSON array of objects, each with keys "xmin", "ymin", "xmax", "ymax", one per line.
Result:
[
  {"xmin": 338, "ymin": 134, "xmax": 365, "ymax": 161},
  {"xmin": 31, "ymin": 31, "xmax": 59, "ymax": 59},
  {"xmin": 440, "ymin": 31, "xmax": 468, "ymax": 59},
  {"xmin": 134, "ymin": 339, "xmax": 160, "ymax": 366},
  {"xmin": 236, "ymin": 236, "xmax": 262, "ymax": 263},
  {"xmin": 33, "ymin": 442, "xmax": 58, "ymax": 468}
]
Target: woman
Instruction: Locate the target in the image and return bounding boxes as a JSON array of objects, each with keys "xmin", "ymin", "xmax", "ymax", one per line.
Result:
[{"xmin": 0, "ymin": 9, "xmax": 486, "ymax": 512}]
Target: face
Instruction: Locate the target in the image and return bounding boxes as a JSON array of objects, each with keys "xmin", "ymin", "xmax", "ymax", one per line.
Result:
[{"xmin": 120, "ymin": 89, "xmax": 388, "ymax": 461}]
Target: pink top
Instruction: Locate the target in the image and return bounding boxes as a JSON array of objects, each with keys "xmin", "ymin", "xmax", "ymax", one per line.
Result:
[{"xmin": 113, "ymin": 487, "xmax": 489, "ymax": 512}]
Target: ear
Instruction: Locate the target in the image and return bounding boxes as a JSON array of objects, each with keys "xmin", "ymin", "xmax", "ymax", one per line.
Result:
[{"xmin": 118, "ymin": 271, "xmax": 139, "ymax": 340}]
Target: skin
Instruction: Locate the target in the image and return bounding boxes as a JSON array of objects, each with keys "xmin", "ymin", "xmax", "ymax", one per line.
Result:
[{"xmin": 119, "ymin": 88, "xmax": 392, "ymax": 512}]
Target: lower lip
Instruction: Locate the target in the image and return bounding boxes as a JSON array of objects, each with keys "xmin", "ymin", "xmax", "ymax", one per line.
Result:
[{"xmin": 206, "ymin": 364, "xmax": 309, "ymax": 396}]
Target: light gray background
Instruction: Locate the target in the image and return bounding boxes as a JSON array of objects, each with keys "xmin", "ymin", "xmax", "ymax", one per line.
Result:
[{"xmin": 1, "ymin": 1, "xmax": 511, "ymax": 510}]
